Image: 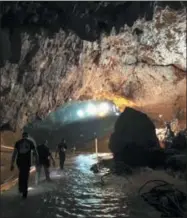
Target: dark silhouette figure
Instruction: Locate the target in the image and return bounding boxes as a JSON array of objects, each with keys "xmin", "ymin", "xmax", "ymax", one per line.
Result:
[
  {"xmin": 35, "ymin": 140, "xmax": 55, "ymax": 185},
  {"xmin": 55, "ymin": 138, "xmax": 67, "ymax": 170},
  {"xmin": 10, "ymin": 132, "xmax": 38, "ymax": 199},
  {"xmin": 164, "ymin": 122, "xmax": 175, "ymax": 149}
]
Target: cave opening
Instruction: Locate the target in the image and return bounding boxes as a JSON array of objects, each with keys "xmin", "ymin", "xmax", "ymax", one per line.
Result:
[
  {"xmin": 0, "ymin": 2, "xmax": 186, "ymax": 217},
  {"xmin": 23, "ymin": 99, "xmax": 121, "ymax": 151}
]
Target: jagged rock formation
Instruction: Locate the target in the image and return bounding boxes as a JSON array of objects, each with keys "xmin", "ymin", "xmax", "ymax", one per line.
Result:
[{"xmin": 0, "ymin": 2, "xmax": 186, "ymax": 131}]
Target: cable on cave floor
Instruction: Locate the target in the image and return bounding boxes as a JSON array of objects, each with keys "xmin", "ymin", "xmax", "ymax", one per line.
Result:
[
  {"xmin": 138, "ymin": 180, "xmax": 187, "ymax": 217},
  {"xmin": 91, "ymin": 162, "xmax": 187, "ymax": 216}
]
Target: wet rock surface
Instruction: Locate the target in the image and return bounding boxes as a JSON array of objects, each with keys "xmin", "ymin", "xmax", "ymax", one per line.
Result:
[{"xmin": 0, "ymin": 2, "xmax": 186, "ymax": 131}]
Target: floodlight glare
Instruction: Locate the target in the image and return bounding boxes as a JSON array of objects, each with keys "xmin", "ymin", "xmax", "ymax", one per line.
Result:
[
  {"xmin": 87, "ymin": 104, "xmax": 97, "ymax": 115},
  {"xmin": 98, "ymin": 111, "xmax": 106, "ymax": 117},
  {"xmin": 99, "ymin": 102, "xmax": 110, "ymax": 113},
  {"xmin": 77, "ymin": 110, "xmax": 84, "ymax": 117},
  {"xmin": 112, "ymin": 105, "xmax": 116, "ymax": 112}
]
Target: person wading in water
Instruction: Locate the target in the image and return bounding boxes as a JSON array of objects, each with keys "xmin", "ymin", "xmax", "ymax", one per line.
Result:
[
  {"xmin": 35, "ymin": 140, "xmax": 55, "ymax": 184},
  {"xmin": 10, "ymin": 132, "xmax": 38, "ymax": 199},
  {"xmin": 55, "ymin": 138, "xmax": 67, "ymax": 170}
]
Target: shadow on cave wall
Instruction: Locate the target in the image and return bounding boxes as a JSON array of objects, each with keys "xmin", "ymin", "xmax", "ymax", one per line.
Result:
[
  {"xmin": 0, "ymin": 1, "xmax": 186, "ymax": 67},
  {"xmin": 108, "ymin": 107, "xmax": 167, "ymax": 168}
]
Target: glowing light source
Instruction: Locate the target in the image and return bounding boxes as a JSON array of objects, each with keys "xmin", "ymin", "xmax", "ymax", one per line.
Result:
[
  {"xmin": 113, "ymin": 105, "xmax": 116, "ymax": 112},
  {"xmin": 87, "ymin": 104, "xmax": 97, "ymax": 115},
  {"xmin": 99, "ymin": 102, "xmax": 110, "ymax": 112},
  {"xmin": 94, "ymin": 91, "xmax": 137, "ymax": 112},
  {"xmin": 98, "ymin": 111, "xmax": 106, "ymax": 117},
  {"xmin": 77, "ymin": 110, "xmax": 84, "ymax": 117},
  {"xmin": 97, "ymin": 102, "xmax": 110, "ymax": 117}
]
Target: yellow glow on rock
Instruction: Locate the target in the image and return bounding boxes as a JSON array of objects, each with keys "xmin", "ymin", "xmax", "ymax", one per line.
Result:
[{"xmin": 94, "ymin": 92, "xmax": 137, "ymax": 112}]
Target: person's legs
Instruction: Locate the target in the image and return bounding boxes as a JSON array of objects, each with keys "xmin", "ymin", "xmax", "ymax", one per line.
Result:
[
  {"xmin": 43, "ymin": 165, "xmax": 50, "ymax": 181},
  {"xmin": 59, "ymin": 154, "xmax": 65, "ymax": 170},
  {"xmin": 18, "ymin": 167, "xmax": 23, "ymax": 193},
  {"xmin": 35, "ymin": 165, "xmax": 42, "ymax": 185},
  {"xmin": 60, "ymin": 160, "xmax": 64, "ymax": 170},
  {"xmin": 21, "ymin": 166, "xmax": 30, "ymax": 199}
]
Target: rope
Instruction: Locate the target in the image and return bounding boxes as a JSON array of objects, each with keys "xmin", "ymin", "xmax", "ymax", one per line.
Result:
[{"xmin": 138, "ymin": 180, "xmax": 187, "ymax": 217}]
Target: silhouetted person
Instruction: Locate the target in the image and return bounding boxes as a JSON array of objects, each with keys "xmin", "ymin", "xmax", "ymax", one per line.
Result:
[
  {"xmin": 165, "ymin": 122, "xmax": 175, "ymax": 149},
  {"xmin": 55, "ymin": 138, "xmax": 67, "ymax": 170},
  {"xmin": 35, "ymin": 140, "xmax": 55, "ymax": 185},
  {"xmin": 10, "ymin": 132, "xmax": 38, "ymax": 199},
  {"xmin": 71, "ymin": 145, "xmax": 76, "ymax": 154}
]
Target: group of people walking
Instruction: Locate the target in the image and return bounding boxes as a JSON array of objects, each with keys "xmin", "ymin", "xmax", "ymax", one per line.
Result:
[{"xmin": 10, "ymin": 132, "xmax": 67, "ymax": 199}]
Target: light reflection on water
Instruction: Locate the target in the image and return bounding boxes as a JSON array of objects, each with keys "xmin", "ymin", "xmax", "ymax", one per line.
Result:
[
  {"xmin": 40, "ymin": 154, "xmax": 129, "ymax": 218},
  {"xmin": 2, "ymin": 154, "xmax": 186, "ymax": 218},
  {"xmin": 1, "ymin": 154, "xmax": 129, "ymax": 218}
]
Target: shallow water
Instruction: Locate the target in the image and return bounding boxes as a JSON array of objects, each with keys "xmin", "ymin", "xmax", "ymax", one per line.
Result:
[{"xmin": 0, "ymin": 154, "xmax": 186, "ymax": 218}]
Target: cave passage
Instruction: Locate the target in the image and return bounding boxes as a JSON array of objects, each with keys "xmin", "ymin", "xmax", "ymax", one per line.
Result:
[
  {"xmin": 24, "ymin": 100, "xmax": 120, "ymax": 150},
  {"xmin": 0, "ymin": 2, "xmax": 186, "ymax": 217}
]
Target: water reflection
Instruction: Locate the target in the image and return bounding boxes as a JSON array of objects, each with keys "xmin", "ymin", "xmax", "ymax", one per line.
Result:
[
  {"xmin": 1, "ymin": 154, "xmax": 129, "ymax": 218},
  {"xmin": 41, "ymin": 154, "xmax": 129, "ymax": 218}
]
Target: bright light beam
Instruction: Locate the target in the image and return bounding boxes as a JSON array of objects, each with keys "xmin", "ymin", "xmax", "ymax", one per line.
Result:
[
  {"xmin": 99, "ymin": 102, "xmax": 110, "ymax": 112},
  {"xmin": 87, "ymin": 104, "xmax": 97, "ymax": 115},
  {"xmin": 77, "ymin": 110, "xmax": 84, "ymax": 117},
  {"xmin": 97, "ymin": 102, "xmax": 110, "ymax": 117}
]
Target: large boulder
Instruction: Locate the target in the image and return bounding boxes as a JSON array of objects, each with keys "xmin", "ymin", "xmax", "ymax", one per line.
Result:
[{"xmin": 109, "ymin": 107, "xmax": 162, "ymax": 167}]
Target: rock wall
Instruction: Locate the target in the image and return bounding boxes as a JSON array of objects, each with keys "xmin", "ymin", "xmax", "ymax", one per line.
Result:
[{"xmin": 0, "ymin": 2, "xmax": 186, "ymax": 131}]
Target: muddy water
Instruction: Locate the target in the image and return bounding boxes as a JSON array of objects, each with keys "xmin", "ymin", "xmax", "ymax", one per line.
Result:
[{"xmin": 0, "ymin": 154, "xmax": 186, "ymax": 218}]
